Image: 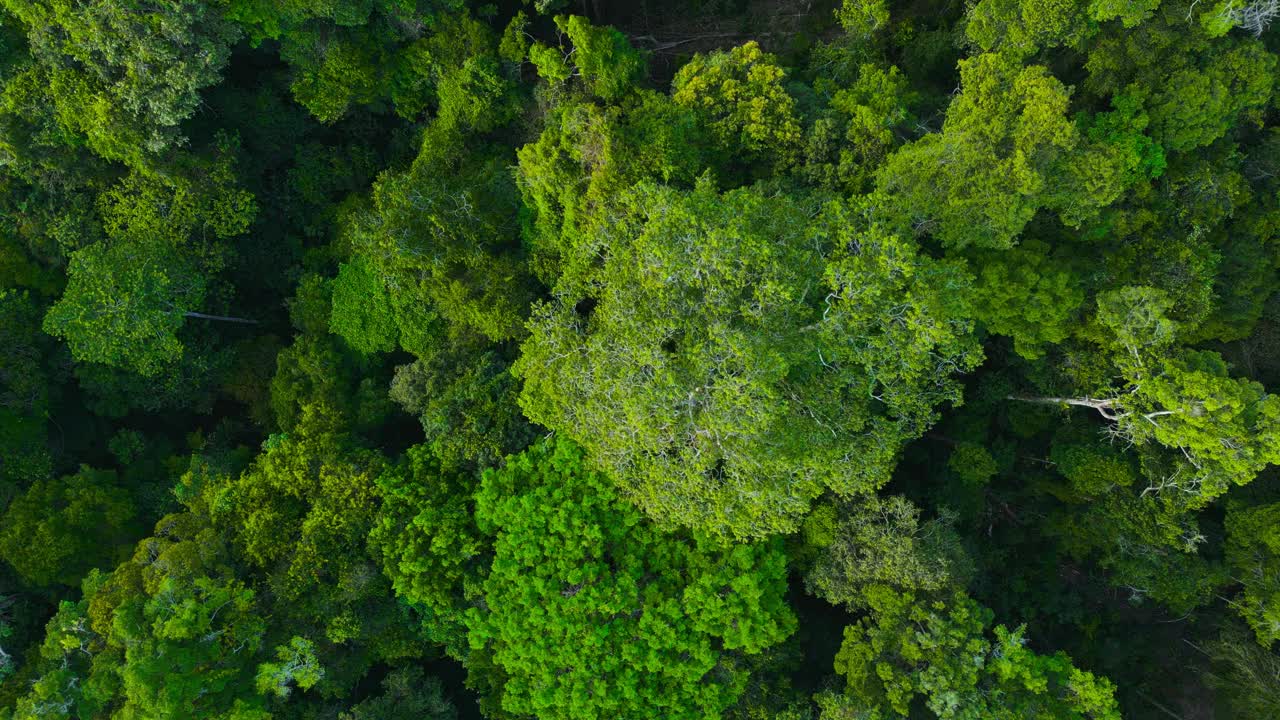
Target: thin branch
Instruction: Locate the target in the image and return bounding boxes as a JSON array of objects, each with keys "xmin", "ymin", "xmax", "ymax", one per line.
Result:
[{"xmin": 184, "ymin": 311, "xmax": 258, "ymax": 324}]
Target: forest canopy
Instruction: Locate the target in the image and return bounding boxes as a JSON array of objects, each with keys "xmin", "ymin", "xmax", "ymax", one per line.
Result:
[{"xmin": 1, "ymin": 0, "xmax": 1279, "ymax": 719}]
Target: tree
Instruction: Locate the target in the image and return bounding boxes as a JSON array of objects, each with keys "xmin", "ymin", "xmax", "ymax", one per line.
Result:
[
  {"xmin": 3, "ymin": 0, "xmax": 241, "ymax": 163},
  {"xmin": 201, "ymin": 408, "xmax": 423, "ymax": 691},
  {"xmin": 801, "ymin": 64, "xmax": 915, "ymax": 194},
  {"xmin": 388, "ymin": 341, "xmax": 535, "ymax": 471},
  {"xmin": 0, "ymin": 466, "xmax": 135, "ymax": 587},
  {"xmin": 338, "ymin": 124, "xmax": 533, "ymax": 346},
  {"xmin": 1206, "ymin": 622, "xmax": 1280, "ymax": 718},
  {"xmin": 672, "ymin": 41, "xmax": 802, "ymax": 171},
  {"xmin": 876, "ymin": 53, "xmax": 1132, "ymax": 249},
  {"xmin": 804, "ymin": 496, "xmax": 972, "ymax": 609},
  {"xmin": 1199, "ymin": 0, "xmax": 1280, "ymax": 36},
  {"xmin": 329, "ymin": 255, "xmax": 399, "ymax": 355},
  {"xmin": 836, "ymin": 0, "xmax": 890, "ymax": 40},
  {"xmin": 1088, "ymin": 0, "xmax": 1160, "ymax": 26},
  {"xmin": 41, "ymin": 151, "xmax": 258, "ymax": 376},
  {"xmin": 1225, "ymin": 500, "xmax": 1280, "ymax": 645},
  {"xmin": 1049, "ymin": 486, "xmax": 1228, "ymax": 613},
  {"xmin": 1084, "ymin": 23, "xmax": 1274, "ymax": 154},
  {"xmin": 826, "ymin": 586, "xmax": 1120, "ymax": 718},
  {"xmin": 965, "ymin": 0, "xmax": 1093, "ymax": 57},
  {"xmin": 255, "ymin": 636, "xmax": 324, "ymax": 699},
  {"xmin": 0, "ymin": 290, "xmax": 54, "ymax": 492},
  {"xmin": 465, "ymin": 438, "xmax": 795, "ymax": 720},
  {"xmin": 6, "ymin": 512, "xmax": 270, "ymax": 720},
  {"xmin": 338, "ymin": 666, "xmax": 456, "ymax": 720},
  {"xmin": 41, "ymin": 237, "xmax": 253, "ymax": 376},
  {"xmin": 527, "ymin": 15, "xmax": 644, "ymax": 101},
  {"xmin": 434, "ymin": 54, "xmax": 520, "ymax": 133},
  {"xmin": 1012, "ymin": 287, "xmax": 1280, "ymax": 508},
  {"xmin": 1047, "ymin": 424, "xmax": 1138, "ymax": 499},
  {"xmin": 269, "ymin": 338, "xmax": 393, "ymax": 436},
  {"xmin": 517, "ymin": 183, "xmax": 980, "ymax": 538},
  {"xmin": 370, "ymin": 443, "xmax": 485, "ymax": 657},
  {"xmin": 231, "ymin": 0, "xmax": 474, "ymax": 123},
  {"xmin": 515, "ymin": 93, "xmax": 708, "ymax": 285},
  {"xmin": 969, "ymin": 240, "xmax": 1085, "ymax": 359}
]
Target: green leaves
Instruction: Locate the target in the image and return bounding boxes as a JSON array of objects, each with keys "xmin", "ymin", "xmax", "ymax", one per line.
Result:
[
  {"xmin": 828, "ymin": 588, "xmax": 1120, "ymax": 719},
  {"xmin": 805, "ymin": 496, "xmax": 971, "ymax": 609},
  {"xmin": 340, "ymin": 124, "xmax": 532, "ymax": 347},
  {"xmin": 370, "ymin": 444, "xmax": 484, "ymax": 656},
  {"xmin": 1084, "ymin": 25, "xmax": 1274, "ymax": 153},
  {"xmin": 1078, "ymin": 287, "xmax": 1280, "ymax": 507},
  {"xmin": 0, "ymin": 467, "xmax": 135, "ymax": 587},
  {"xmin": 42, "ymin": 238, "xmax": 204, "ymax": 375},
  {"xmin": 518, "ymin": 182, "xmax": 979, "ymax": 538},
  {"xmin": 673, "ymin": 42, "xmax": 803, "ymax": 170},
  {"xmin": 465, "ymin": 437, "xmax": 795, "ymax": 720},
  {"xmin": 966, "ymin": 0, "xmax": 1093, "ymax": 57},
  {"xmin": 556, "ymin": 15, "xmax": 644, "ymax": 101},
  {"xmin": 7, "ymin": 513, "xmax": 270, "ymax": 720},
  {"xmin": 515, "ymin": 180, "xmax": 821, "ymax": 537},
  {"xmin": 6, "ymin": 0, "xmax": 240, "ymax": 164},
  {"xmin": 2, "ymin": 3, "xmax": 1272, "ymax": 717},
  {"xmin": 876, "ymin": 52, "xmax": 1085, "ymax": 248},
  {"xmin": 338, "ymin": 667, "xmax": 456, "ymax": 720},
  {"xmin": 970, "ymin": 240, "xmax": 1085, "ymax": 359},
  {"xmin": 330, "ymin": 256, "xmax": 399, "ymax": 355},
  {"xmin": 1226, "ymin": 501, "xmax": 1280, "ymax": 646},
  {"xmin": 388, "ymin": 343, "xmax": 534, "ymax": 471},
  {"xmin": 255, "ymin": 637, "xmax": 324, "ymax": 699},
  {"xmin": 40, "ymin": 149, "xmax": 256, "ymax": 376}
]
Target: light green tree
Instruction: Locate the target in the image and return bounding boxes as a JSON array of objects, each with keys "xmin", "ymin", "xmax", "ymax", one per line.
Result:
[
  {"xmin": 339, "ymin": 124, "xmax": 532, "ymax": 346},
  {"xmin": 966, "ymin": 0, "xmax": 1093, "ymax": 57},
  {"xmin": 969, "ymin": 240, "xmax": 1086, "ymax": 359},
  {"xmin": 672, "ymin": 41, "xmax": 802, "ymax": 170},
  {"xmin": 42, "ymin": 238, "xmax": 254, "ymax": 376},
  {"xmin": 465, "ymin": 437, "xmax": 796, "ymax": 720},
  {"xmin": 4, "ymin": 0, "xmax": 241, "ymax": 163},
  {"xmin": 6, "ymin": 512, "xmax": 269, "ymax": 720},
  {"xmin": 516, "ymin": 183, "xmax": 980, "ymax": 538},
  {"xmin": 255, "ymin": 636, "xmax": 324, "ymax": 699},
  {"xmin": 370, "ymin": 443, "xmax": 485, "ymax": 657},
  {"xmin": 1013, "ymin": 287, "xmax": 1280, "ymax": 508},
  {"xmin": 527, "ymin": 15, "xmax": 644, "ymax": 100},
  {"xmin": 877, "ymin": 53, "xmax": 1132, "ymax": 249},
  {"xmin": 1084, "ymin": 26, "xmax": 1274, "ymax": 153},
  {"xmin": 1225, "ymin": 501, "xmax": 1280, "ymax": 645}
]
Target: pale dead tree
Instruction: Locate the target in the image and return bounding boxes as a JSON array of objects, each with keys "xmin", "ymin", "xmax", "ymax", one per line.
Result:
[{"xmin": 1217, "ymin": 0, "xmax": 1280, "ymax": 34}]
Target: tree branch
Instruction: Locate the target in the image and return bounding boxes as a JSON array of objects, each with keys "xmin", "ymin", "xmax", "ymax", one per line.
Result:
[{"xmin": 184, "ymin": 311, "xmax": 258, "ymax": 325}]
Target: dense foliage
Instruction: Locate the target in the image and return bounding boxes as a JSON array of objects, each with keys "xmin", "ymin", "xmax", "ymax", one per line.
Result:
[{"xmin": 2, "ymin": 0, "xmax": 1279, "ymax": 718}]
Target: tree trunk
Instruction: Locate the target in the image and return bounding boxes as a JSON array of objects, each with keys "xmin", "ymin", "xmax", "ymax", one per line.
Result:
[{"xmin": 184, "ymin": 311, "xmax": 258, "ymax": 325}]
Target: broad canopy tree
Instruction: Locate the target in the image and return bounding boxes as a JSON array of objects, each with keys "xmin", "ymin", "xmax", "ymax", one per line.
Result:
[
  {"xmin": 41, "ymin": 237, "xmax": 247, "ymax": 376},
  {"xmin": 2, "ymin": 0, "xmax": 242, "ymax": 164},
  {"xmin": 875, "ymin": 52, "xmax": 1144, "ymax": 249},
  {"xmin": 41, "ymin": 153, "xmax": 258, "ymax": 376},
  {"xmin": 516, "ymin": 181, "xmax": 980, "ymax": 538}
]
